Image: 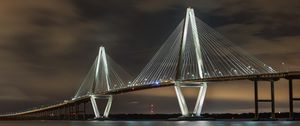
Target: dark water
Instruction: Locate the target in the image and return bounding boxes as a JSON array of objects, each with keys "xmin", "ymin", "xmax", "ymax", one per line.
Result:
[{"xmin": 0, "ymin": 121, "xmax": 300, "ymax": 126}]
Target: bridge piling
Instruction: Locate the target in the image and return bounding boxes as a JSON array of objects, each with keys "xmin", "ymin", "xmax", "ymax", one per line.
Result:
[
  {"xmin": 254, "ymin": 80, "xmax": 258, "ymax": 120},
  {"xmin": 46, "ymin": 110, "xmax": 49, "ymax": 120},
  {"xmin": 53, "ymin": 109, "xmax": 56, "ymax": 120},
  {"xmin": 60, "ymin": 107, "xmax": 63, "ymax": 120},
  {"xmin": 253, "ymin": 79, "xmax": 276, "ymax": 120},
  {"xmin": 271, "ymin": 80, "xmax": 275, "ymax": 119},
  {"xmin": 287, "ymin": 72, "xmax": 300, "ymax": 120},
  {"xmin": 56, "ymin": 109, "xmax": 59, "ymax": 119},
  {"xmin": 83, "ymin": 102, "xmax": 86, "ymax": 120},
  {"xmin": 68, "ymin": 105, "xmax": 71, "ymax": 120},
  {"xmin": 44, "ymin": 111, "xmax": 46, "ymax": 119},
  {"xmin": 72, "ymin": 104, "xmax": 75, "ymax": 120},
  {"xmin": 63, "ymin": 106, "xmax": 66, "ymax": 120},
  {"xmin": 44, "ymin": 111, "xmax": 47, "ymax": 120},
  {"xmin": 75, "ymin": 103, "xmax": 79, "ymax": 120},
  {"xmin": 289, "ymin": 79, "xmax": 294, "ymax": 120}
]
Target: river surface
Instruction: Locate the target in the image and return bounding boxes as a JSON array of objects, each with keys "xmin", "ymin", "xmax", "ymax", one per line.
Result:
[{"xmin": 0, "ymin": 121, "xmax": 300, "ymax": 126}]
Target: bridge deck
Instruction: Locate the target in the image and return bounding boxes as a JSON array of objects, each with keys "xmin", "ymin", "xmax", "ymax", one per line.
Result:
[
  {"xmin": 104, "ymin": 71, "xmax": 300, "ymax": 95},
  {"xmin": 1, "ymin": 71, "xmax": 300, "ymax": 118}
]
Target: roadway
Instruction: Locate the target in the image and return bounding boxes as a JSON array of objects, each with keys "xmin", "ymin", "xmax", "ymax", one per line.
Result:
[{"xmin": 1, "ymin": 71, "xmax": 299, "ymax": 119}]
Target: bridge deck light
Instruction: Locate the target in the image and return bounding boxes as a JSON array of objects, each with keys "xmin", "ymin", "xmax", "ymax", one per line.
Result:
[{"xmin": 155, "ymin": 81, "xmax": 159, "ymax": 85}]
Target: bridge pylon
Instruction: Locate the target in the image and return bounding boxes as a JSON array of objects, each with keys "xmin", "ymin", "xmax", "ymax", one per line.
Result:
[
  {"xmin": 90, "ymin": 94, "xmax": 113, "ymax": 118},
  {"xmin": 175, "ymin": 82, "xmax": 207, "ymax": 117},
  {"xmin": 122, "ymin": 5, "xmax": 278, "ymax": 118},
  {"xmin": 174, "ymin": 7, "xmax": 207, "ymax": 117},
  {"xmin": 90, "ymin": 46, "xmax": 113, "ymax": 119},
  {"xmin": 72, "ymin": 46, "xmax": 131, "ymax": 119}
]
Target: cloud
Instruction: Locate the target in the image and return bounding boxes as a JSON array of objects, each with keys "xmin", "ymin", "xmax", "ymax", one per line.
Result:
[
  {"xmin": 0, "ymin": 0, "xmax": 299, "ymax": 114},
  {"xmin": 133, "ymin": 0, "xmax": 182, "ymax": 12},
  {"xmin": 0, "ymin": 86, "xmax": 47, "ymax": 101},
  {"xmin": 0, "ymin": 0, "xmax": 77, "ymax": 46},
  {"xmin": 244, "ymin": 36, "xmax": 300, "ymax": 55},
  {"xmin": 0, "ymin": 0, "xmax": 130, "ymax": 110}
]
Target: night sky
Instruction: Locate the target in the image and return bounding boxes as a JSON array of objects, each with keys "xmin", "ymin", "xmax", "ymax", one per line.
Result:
[{"xmin": 0, "ymin": 0, "xmax": 299, "ymax": 114}]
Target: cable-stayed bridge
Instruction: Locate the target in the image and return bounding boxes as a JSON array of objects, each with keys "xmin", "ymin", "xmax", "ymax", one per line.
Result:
[{"xmin": 1, "ymin": 7, "xmax": 300, "ymax": 120}]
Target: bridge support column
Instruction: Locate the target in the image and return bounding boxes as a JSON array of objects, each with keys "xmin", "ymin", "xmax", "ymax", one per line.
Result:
[
  {"xmin": 67, "ymin": 106, "xmax": 70, "ymax": 120},
  {"xmin": 253, "ymin": 79, "xmax": 276, "ymax": 120},
  {"xmin": 193, "ymin": 82, "xmax": 207, "ymax": 116},
  {"xmin": 271, "ymin": 80, "xmax": 275, "ymax": 119},
  {"xmin": 103, "ymin": 95, "xmax": 113, "ymax": 118},
  {"xmin": 90, "ymin": 95, "xmax": 100, "ymax": 118},
  {"xmin": 288, "ymin": 78, "xmax": 300, "ymax": 120},
  {"xmin": 83, "ymin": 102, "xmax": 86, "ymax": 120},
  {"xmin": 90, "ymin": 94, "xmax": 113, "ymax": 119},
  {"xmin": 175, "ymin": 81, "xmax": 207, "ymax": 117},
  {"xmin": 289, "ymin": 79, "xmax": 294, "ymax": 120},
  {"xmin": 175, "ymin": 82, "xmax": 189, "ymax": 116},
  {"xmin": 254, "ymin": 80, "xmax": 258, "ymax": 120},
  {"xmin": 64, "ymin": 106, "xmax": 67, "ymax": 120},
  {"xmin": 75, "ymin": 103, "xmax": 79, "ymax": 120}
]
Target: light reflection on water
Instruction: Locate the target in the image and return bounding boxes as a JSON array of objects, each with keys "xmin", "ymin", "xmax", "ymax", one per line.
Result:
[{"xmin": 0, "ymin": 121, "xmax": 299, "ymax": 126}]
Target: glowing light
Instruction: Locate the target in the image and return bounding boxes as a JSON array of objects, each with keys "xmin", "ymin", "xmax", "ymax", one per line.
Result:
[{"xmin": 155, "ymin": 81, "xmax": 159, "ymax": 85}]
